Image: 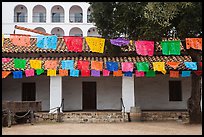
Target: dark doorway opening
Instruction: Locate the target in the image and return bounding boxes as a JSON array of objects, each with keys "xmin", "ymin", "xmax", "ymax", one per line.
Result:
[
  {"xmin": 82, "ymin": 82, "xmax": 96, "ymax": 111},
  {"xmin": 22, "ymin": 83, "xmax": 36, "ymax": 101}
]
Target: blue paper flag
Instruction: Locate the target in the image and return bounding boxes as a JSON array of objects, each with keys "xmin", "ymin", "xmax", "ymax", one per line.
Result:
[
  {"xmin": 13, "ymin": 71, "xmax": 23, "ymax": 79},
  {"xmin": 91, "ymin": 70, "xmax": 100, "ymax": 77},
  {"xmin": 106, "ymin": 62, "xmax": 118, "ymax": 71},
  {"xmin": 36, "ymin": 35, "xmax": 57, "ymax": 50},
  {"xmin": 184, "ymin": 62, "xmax": 197, "ymax": 70},
  {"xmin": 70, "ymin": 69, "xmax": 79, "ymax": 77},
  {"xmin": 124, "ymin": 71, "xmax": 132, "ymax": 77},
  {"xmin": 61, "ymin": 60, "xmax": 74, "ymax": 70},
  {"xmin": 181, "ymin": 71, "xmax": 191, "ymax": 77}
]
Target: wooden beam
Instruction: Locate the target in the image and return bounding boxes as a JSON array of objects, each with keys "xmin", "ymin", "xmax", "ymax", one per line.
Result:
[{"xmin": 14, "ymin": 25, "xmax": 51, "ymax": 36}]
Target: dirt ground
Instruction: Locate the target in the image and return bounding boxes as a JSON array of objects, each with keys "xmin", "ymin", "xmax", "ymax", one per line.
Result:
[{"xmin": 2, "ymin": 121, "xmax": 202, "ymax": 135}]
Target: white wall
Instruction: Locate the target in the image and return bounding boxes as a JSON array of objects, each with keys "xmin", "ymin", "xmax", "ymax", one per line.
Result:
[
  {"xmin": 135, "ymin": 74, "xmax": 191, "ymax": 110},
  {"xmin": 2, "ymin": 2, "xmax": 99, "ymax": 36},
  {"xmin": 2, "ymin": 75, "xmax": 50, "ymax": 111},
  {"xmin": 62, "ymin": 76, "xmax": 122, "ymax": 111}
]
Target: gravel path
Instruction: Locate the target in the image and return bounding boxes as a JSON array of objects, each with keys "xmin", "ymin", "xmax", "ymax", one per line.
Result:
[{"xmin": 2, "ymin": 121, "xmax": 202, "ymax": 135}]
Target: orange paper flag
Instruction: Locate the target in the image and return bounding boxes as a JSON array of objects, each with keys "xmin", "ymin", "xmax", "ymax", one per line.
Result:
[
  {"xmin": 186, "ymin": 38, "xmax": 202, "ymax": 50},
  {"xmin": 91, "ymin": 61, "xmax": 103, "ymax": 71},
  {"xmin": 10, "ymin": 34, "xmax": 31, "ymax": 46},
  {"xmin": 58, "ymin": 69, "xmax": 68, "ymax": 76},
  {"xmin": 44, "ymin": 60, "xmax": 58, "ymax": 70},
  {"xmin": 2, "ymin": 71, "xmax": 11, "ymax": 78},
  {"xmin": 113, "ymin": 70, "xmax": 123, "ymax": 77},
  {"xmin": 170, "ymin": 70, "xmax": 179, "ymax": 78},
  {"xmin": 166, "ymin": 62, "xmax": 180, "ymax": 69}
]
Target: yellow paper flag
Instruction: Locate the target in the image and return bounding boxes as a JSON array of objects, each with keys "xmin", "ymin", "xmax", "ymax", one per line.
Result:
[
  {"xmin": 153, "ymin": 62, "xmax": 167, "ymax": 74},
  {"xmin": 30, "ymin": 60, "xmax": 42, "ymax": 69},
  {"xmin": 47, "ymin": 69, "xmax": 56, "ymax": 76},
  {"xmin": 85, "ymin": 37, "xmax": 105, "ymax": 53},
  {"xmin": 2, "ymin": 34, "xmax": 4, "ymax": 46}
]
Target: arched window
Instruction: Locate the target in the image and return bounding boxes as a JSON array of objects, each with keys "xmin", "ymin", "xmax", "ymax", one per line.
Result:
[
  {"xmin": 51, "ymin": 27, "xmax": 65, "ymax": 37},
  {"xmin": 69, "ymin": 27, "xmax": 83, "ymax": 36},
  {"xmin": 14, "ymin": 5, "xmax": 28, "ymax": 22},
  {"xmin": 33, "ymin": 5, "xmax": 46, "ymax": 22},
  {"xmin": 51, "ymin": 5, "xmax": 64, "ymax": 23},
  {"xmin": 69, "ymin": 5, "xmax": 83, "ymax": 23}
]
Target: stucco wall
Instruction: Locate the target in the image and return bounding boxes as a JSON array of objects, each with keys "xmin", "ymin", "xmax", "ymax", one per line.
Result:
[
  {"xmin": 134, "ymin": 74, "xmax": 191, "ymax": 110},
  {"xmin": 2, "ymin": 75, "xmax": 50, "ymax": 111},
  {"xmin": 62, "ymin": 76, "xmax": 122, "ymax": 111}
]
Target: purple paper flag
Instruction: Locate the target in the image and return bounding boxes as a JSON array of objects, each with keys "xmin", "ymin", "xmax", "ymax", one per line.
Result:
[
  {"xmin": 110, "ymin": 38, "xmax": 130, "ymax": 46},
  {"xmin": 91, "ymin": 70, "xmax": 100, "ymax": 77}
]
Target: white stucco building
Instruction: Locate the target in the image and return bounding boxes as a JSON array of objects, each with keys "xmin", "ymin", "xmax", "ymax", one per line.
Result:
[{"xmin": 2, "ymin": 2, "xmax": 100, "ymax": 37}]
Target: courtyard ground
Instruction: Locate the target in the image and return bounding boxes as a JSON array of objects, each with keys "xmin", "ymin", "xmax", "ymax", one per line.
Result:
[{"xmin": 2, "ymin": 121, "xmax": 202, "ymax": 135}]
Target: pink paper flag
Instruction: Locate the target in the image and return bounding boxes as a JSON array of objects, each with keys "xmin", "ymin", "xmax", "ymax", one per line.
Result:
[
  {"xmin": 102, "ymin": 69, "xmax": 110, "ymax": 76},
  {"xmin": 121, "ymin": 62, "xmax": 133, "ymax": 72},
  {"xmin": 25, "ymin": 69, "xmax": 35, "ymax": 77},
  {"xmin": 2, "ymin": 58, "xmax": 11, "ymax": 63},
  {"xmin": 135, "ymin": 41, "xmax": 154, "ymax": 56},
  {"xmin": 135, "ymin": 70, "xmax": 145, "ymax": 77}
]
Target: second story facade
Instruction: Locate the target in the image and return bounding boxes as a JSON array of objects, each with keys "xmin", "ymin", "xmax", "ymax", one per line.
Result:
[{"xmin": 2, "ymin": 2, "xmax": 100, "ymax": 37}]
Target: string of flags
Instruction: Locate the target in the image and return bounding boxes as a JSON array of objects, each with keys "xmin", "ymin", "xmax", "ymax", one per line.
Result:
[
  {"xmin": 2, "ymin": 57, "xmax": 202, "ymax": 79},
  {"xmin": 2, "ymin": 34, "xmax": 202, "ymax": 54}
]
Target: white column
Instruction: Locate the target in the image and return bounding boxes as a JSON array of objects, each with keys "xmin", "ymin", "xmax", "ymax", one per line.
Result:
[
  {"xmin": 83, "ymin": 8, "xmax": 87, "ymax": 24},
  {"xmin": 122, "ymin": 75, "xmax": 135, "ymax": 112},
  {"xmin": 27, "ymin": 7, "xmax": 32, "ymax": 23},
  {"xmin": 46, "ymin": 7, "xmax": 51, "ymax": 23},
  {"xmin": 49, "ymin": 76, "xmax": 62, "ymax": 113}
]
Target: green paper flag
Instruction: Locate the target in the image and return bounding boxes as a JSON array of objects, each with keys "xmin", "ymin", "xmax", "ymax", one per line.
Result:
[
  {"xmin": 161, "ymin": 40, "xmax": 180, "ymax": 55},
  {"xmin": 14, "ymin": 59, "xmax": 26, "ymax": 69},
  {"xmin": 136, "ymin": 62, "xmax": 149, "ymax": 72},
  {"xmin": 36, "ymin": 69, "xmax": 44, "ymax": 75},
  {"xmin": 146, "ymin": 70, "xmax": 156, "ymax": 77}
]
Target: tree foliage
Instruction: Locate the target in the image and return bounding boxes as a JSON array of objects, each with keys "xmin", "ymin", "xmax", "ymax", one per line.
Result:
[{"xmin": 89, "ymin": 2, "xmax": 202, "ymax": 41}]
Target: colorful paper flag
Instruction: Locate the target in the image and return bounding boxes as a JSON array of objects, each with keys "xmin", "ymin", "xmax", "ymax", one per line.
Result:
[
  {"xmin": 184, "ymin": 62, "xmax": 197, "ymax": 70},
  {"xmin": 102, "ymin": 69, "xmax": 110, "ymax": 76},
  {"xmin": 2, "ymin": 71, "xmax": 11, "ymax": 78},
  {"xmin": 152, "ymin": 62, "xmax": 166, "ymax": 74},
  {"xmin": 122, "ymin": 62, "xmax": 133, "ymax": 72},
  {"xmin": 181, "ymin": 71, "xmax": 191, "ymax": 77},
  {"xmin": 63, "ymin": 36, "xmax": 83, "ymax": 52},
  {"xmin": 106, "ymin": 62, "xmax": 118, "ymax": 71},
  {"xmin": 135, "ymin": 41, "xmax": 154, "ymax": 56},
  {"xmin": 199, "ymin": 62, "xmax": 202, "ymax": 67},
  {"xmin": 2, "ymin": 34, "xmax": 4, "ymax": 46},
  {"xmin": 29, "ymin": 60, "xmax": 42, "ymax": 69},
  {"xmin": 81, "ymin": 69, "xmax": 90, "ymax": 77},
  {"xmin": 10, "ymin": 34, "xmax": 31, "ymax": 46},
  {"xmin": 47, "ymin": 69, "xmax": 56, "ymax": 76},
  {"xmin": 25, "ymin": 69, "xmax": 35, "ymax": 77},
  {"xmin": 36, "ymin": 69, "xmax": 44, "ymax": 75},
  {"xmin": 14, "ymin": 59, "xmax": 26, "ymax": 69},
  {"xmin": 135, "ymin": 70, "xmax": 145, "ymax": 77},
  {"xmin": 2, "ymin": 58, "xmax": 11, "ymax": 63},
  {"xmin": 91, "ymin": 61, "xmax": 103, "ymax": 71},
  {"xmin": 58, "ymin": 69, "xmax": 68, "ymax": 76},
  {"xmin": 161, "ymin": 40, "xmax": 181, "ymax": 55},
  {"xmin": 77, "ymin": 60, "xmax": 90, "ymax": 70},
  {"xmin": 91, "ymin": 70, "xmax": 100, "ymax": 77},
  {"xmin": 110, "ymin": 37, "xmax": 130, "ymax": 46},
  {"xmin": 13, "ymin": 71, "xmax": 23, "ymax": 79},
  {"xmin": 186, "ymin": 38, "xmax": 202, "ymax": 50},
  {"xmin": 113, "ymin": 70, "xmax": 122, "ymax": 77},
  {"xmin": 44, "ymin": 60, "xmax": 58, "ymax": 70},
  {"xmin": 194, "ymin": 70, "xmax": 202, "ymax": 76},
  {"xmin": 146, "ymin": 70, "xmax": 156, "ymax": 77},
  {"xmin": 136, "ymin": 62, "xmax": 149, "ymax": 72},
  {"xmin": 124, "ymin": 71, "xmax": 132, "ymax": 77},
  {"xmin": 70, "ymin": 69, "xmax": 79, "ymax": 77},
  {"xmin": 36, "ymin": 35, "xmax": 58, "ymax": 50},
  {"xmin": 61, "ymin": 60, "xmax": 74, "ymax": 70},
  {"xmin": 169, "ymin": 70, "xmax": 179, "ymax": 78},
  {"xmin": 166, "ymin": 62, "xmax": 180, "ymax": 69},
  {"xmin": 85, "ymin": 37, "xmax": 105, "ymax": 53}
]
